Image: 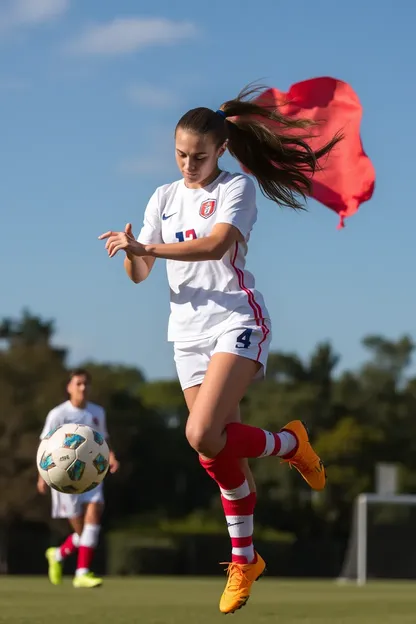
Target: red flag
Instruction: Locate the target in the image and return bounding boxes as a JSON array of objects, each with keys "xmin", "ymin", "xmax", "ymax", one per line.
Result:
[{"xmin": 241, "ymin": 77, "xmax": 375, "ymax": 229}]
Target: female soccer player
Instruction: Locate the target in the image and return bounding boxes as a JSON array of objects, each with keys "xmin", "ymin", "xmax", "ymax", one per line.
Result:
[{"xmin": 99, "ymin": 86, "xmax": 340, "ymax": 613}]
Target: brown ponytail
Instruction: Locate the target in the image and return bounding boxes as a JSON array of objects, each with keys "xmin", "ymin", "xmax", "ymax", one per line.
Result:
[{"xmin": 176, "ymin": 84, "xmax": 343, "ymax": 211}]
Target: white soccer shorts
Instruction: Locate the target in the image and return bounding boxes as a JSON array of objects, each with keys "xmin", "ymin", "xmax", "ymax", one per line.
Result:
[
  {"xmin": 174, "ymin": 319, "xmax": 272, "ymax": 390},
  {"xmin": 51, "ymin": 482, "xmax": 104, "ymax": 519}
]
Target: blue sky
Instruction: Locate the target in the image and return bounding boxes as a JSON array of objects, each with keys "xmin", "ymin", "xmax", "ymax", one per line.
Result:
[{"xmin": 1, "ymin": 0, "xmax": 415, "ymax": 381}]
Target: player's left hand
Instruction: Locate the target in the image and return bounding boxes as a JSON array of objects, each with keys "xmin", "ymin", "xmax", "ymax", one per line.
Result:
[
  {"xmin": 37, "ymin": 476, "xmax": 49, "ymax": 495},
  {"xmin": 108, "ymin": 451, "xmax": 120, "ymax": 474},
  {"xmin": 98, "ymin": 223, "xmax": 148, "ymax": 258}
]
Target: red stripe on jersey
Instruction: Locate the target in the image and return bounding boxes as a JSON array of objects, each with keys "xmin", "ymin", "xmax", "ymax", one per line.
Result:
[
  {"xmin": 256, "ymin": 322, "xmax": 270, "ymax": 362},
  {"xmin": 230, "ymin": 243, "xmax": 269, "ymax": 361},
  {"xmin": 231, "ymin": 243, "xmax": 262, "ymax": 324}
]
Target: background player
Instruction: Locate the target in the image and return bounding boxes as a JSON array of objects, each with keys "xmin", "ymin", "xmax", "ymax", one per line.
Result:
[
  {"xmin": 37, "ymin": 368, "xmax": 119, "ymax": 588},
  {"xmin": 99, "ymin": 85, "xmax": 339, "ymax": 612}
]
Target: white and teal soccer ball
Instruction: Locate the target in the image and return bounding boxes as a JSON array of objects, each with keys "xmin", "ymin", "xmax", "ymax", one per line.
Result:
[{"xmin": 36, "ymin": 423, "xmax": 110, "ymax": 494}]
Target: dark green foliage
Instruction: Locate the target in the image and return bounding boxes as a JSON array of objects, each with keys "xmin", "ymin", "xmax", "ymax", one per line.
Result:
[{"xmin": 1, "ymin": 309, "xmax": 415, "ymax": 542}]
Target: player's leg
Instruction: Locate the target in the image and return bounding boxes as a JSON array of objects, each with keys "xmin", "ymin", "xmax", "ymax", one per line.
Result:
[
  {"xmin": 55, "ymin": 516, "xmax": 82, "ymax": 560},
  {"xmin": 68, "ymin": 516, "xmax": 84, "ymax": 535},
  {"xmin": 183, "ymin": 386, "xmax": 255, "ymax": 492},
  {"xmin": 45, "ymin": 492, "xmax": 82, "ymax": 585},
  {"xmin": 185, "ymin": 384, "xmax": 259, "ymax": 574},
  {"xmin": 222, "ymin": 405, "xmax": 258, "ymax": 564},
  {"xmin": 176, "ymin": 339, "xmax": 263, "ymax": 614},
  {"xmin": 183, "ymin": 353, "xmax": 265, "ymax": 613},
  {"xmin": 226, "ymin": 406, "xmax": 256, "ymax": 494},
  {"xmin": 182, "ymin": 324, "xmax": 324, "ymax": 613},
  {"xmin": 73, "ymin": 489, "xmax": 104, "ymax": 588},
  {"xmin": 186, "ymin": 323, "xmax": 325, "ymax": 490}
]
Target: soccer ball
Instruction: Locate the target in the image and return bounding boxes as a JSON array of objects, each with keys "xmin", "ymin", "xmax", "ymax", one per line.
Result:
[{"xmin": 36, "ymin": 423, "xmax": 110, "ymax": 494}]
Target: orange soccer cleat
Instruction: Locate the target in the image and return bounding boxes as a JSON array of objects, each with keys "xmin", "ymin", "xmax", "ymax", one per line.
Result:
[
  {"xmin": 219, "ymin": 552, "xmax": 266, "ymax": 614},
  {"xmin": 280, "ymin": 420, "xmax": 326, "ymax": 490}
]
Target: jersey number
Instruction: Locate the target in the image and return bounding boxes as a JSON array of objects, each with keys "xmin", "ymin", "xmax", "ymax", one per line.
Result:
[
  {"xmin": 176, "ymin": 229, "xmax": 197, "ymax": 242},
  {"xmin": 236, "ymin": 329, "xmax": 253, "ymax": 349}
]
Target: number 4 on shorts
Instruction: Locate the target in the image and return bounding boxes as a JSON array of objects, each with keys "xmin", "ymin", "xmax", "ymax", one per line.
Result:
[{"xmin": 235, "ymin": 329, "xmax": 253, "ymax": 349}]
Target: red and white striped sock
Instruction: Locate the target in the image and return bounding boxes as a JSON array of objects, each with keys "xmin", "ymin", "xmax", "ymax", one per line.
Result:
[
  {"xmin": 220, "ymin": 483, "xmax": 257, "ymax": 564},
  {"xmin": 220, "ymin": 422, "xmax": 298, "ymax": 459},
  {"xmin": 76, "ymin": 524, "xmax": 100, "ymax": 576},
  {"xmin": 199, "ymin": 455, "xmax": 256, "ymax": 564},
  {"xmin": 55, "ymin": 532, "xmax": 80, "ymax": 562}
]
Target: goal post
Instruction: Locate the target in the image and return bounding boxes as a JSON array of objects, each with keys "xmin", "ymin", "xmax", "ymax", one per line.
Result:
[{"xmin": 339, "ymin": 493, "xmax": 416, "ymax": 585}]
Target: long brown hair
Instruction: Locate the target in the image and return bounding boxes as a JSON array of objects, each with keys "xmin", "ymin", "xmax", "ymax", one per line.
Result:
[{"xmin": 176, "ymin": 85, "xmax": 343, "ymax": 211}]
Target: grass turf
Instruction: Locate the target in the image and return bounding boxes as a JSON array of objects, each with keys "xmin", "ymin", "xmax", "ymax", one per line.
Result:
[{"xmin": 0, "ymin": 576, "xmax": 416, "ymax": 623}]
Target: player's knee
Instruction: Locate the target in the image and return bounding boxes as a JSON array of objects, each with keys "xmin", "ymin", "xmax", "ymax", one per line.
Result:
[{"xmin": 185, "ymin": 421, "xmax": 219, "ymax": 457}]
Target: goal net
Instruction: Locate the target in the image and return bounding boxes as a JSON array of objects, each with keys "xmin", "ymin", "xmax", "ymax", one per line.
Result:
[{"xmin": 339, "ymin": 494, "xmax": 416, "ymax": 585}]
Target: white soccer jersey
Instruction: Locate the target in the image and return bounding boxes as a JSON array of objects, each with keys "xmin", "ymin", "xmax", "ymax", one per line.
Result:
[
  {"xmin": 40, "ymin": 401, "xmax": 108, "ymax": 440},
  {"xmin": 137, "ymin": 171, "xmax": 270, "ymax": 342}
]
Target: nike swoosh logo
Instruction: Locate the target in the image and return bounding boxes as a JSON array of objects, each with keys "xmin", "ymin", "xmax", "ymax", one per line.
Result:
[
  {"xmin": 227, "ymin": 521, "xmax": 244, "ymax": 527},
  {"xmin": 162, "ymin": 213, "xmax": 177, "ymax": 220}
]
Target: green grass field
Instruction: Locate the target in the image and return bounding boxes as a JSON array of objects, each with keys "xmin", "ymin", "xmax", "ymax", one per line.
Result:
[{"xmin": 1, "ymin": 576, "xmax": 416, "ymax": 623}]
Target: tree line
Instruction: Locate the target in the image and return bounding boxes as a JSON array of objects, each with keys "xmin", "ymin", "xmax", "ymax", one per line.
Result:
[{"xmin": 1, "ymin": 309, "xmax": 415, "ymax": 544}]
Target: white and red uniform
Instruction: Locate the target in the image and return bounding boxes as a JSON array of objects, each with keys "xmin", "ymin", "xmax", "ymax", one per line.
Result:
[
  {"xmin": 137, "ymin": 171, "xmax": 272, "ymax": 389},
  {"xmin": 40, "ymin": 401, "xmax": 108, "ymax": 518}
]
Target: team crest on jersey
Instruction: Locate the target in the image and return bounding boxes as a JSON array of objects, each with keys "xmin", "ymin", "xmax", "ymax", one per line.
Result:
[
  {"xmin": 93, "ymin": 417, "xmax": 99, "ymax": 427},
  {"xmin": 199, "ymin": 199, "xmax": 216, "ymax": 219}
]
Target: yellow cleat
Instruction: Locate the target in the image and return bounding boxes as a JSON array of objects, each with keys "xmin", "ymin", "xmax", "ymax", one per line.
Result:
[
  {"xmin": 72, "ymin": 571, "xmax": 103, "ymax": 588},
  {"xmin": 219, "ymin": 552, "xmax": 266, "ymax": 614},
  {"xmin": 45, "ymin": 547, "xmax": 63, "ymax": 586},
  {"xmin": 280, "ymin": 420, "xmax": 326, "ymax": 490}
]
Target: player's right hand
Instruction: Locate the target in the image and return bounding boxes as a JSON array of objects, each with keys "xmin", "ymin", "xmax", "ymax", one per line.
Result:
[
  {"xmin": 98, "ymin": 223, "xmax": 147, "ymax": 259},
  {"xmin": 37, "ymin": 477, "xmax": 48, "ymax": 495}
]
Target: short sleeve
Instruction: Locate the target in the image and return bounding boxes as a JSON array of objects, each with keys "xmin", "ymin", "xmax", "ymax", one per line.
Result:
[
  {"xmin": 40, "ymin": 409, "xmax": 61, "ymax": 440},
  {"xmin": 216, "ymin": 175, "xmax": 257, "ymax": 239},
  {"xmin": 100, "ymin": 408, "xmax": 109, "ymax": 439},
  {"xmin": 137, "ymin": 188, "xmax": 164, "ymax": 245}
]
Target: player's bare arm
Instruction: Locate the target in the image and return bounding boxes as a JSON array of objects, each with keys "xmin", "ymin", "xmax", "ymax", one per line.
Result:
[
  {"xmin": 37, "ymin": 474, "xmax": 48, "ymax": 494},
  {"xmin": 106, "ymin": 440, "xmax": 120, "ymax": 474},
  {"xmin": 144, "ymin": 222, "xmax": 242, "ymax": 261},
  {"xmin": 99, "ymin": 223, "xmax": 155, "ymax": 284},
  {"xmin": 101, "ymin": 223, "xmax": 242, "ymax": 263},
  {"xmin": 124, "ymin": 254, "xmax": 155, "ymax": 283}
]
